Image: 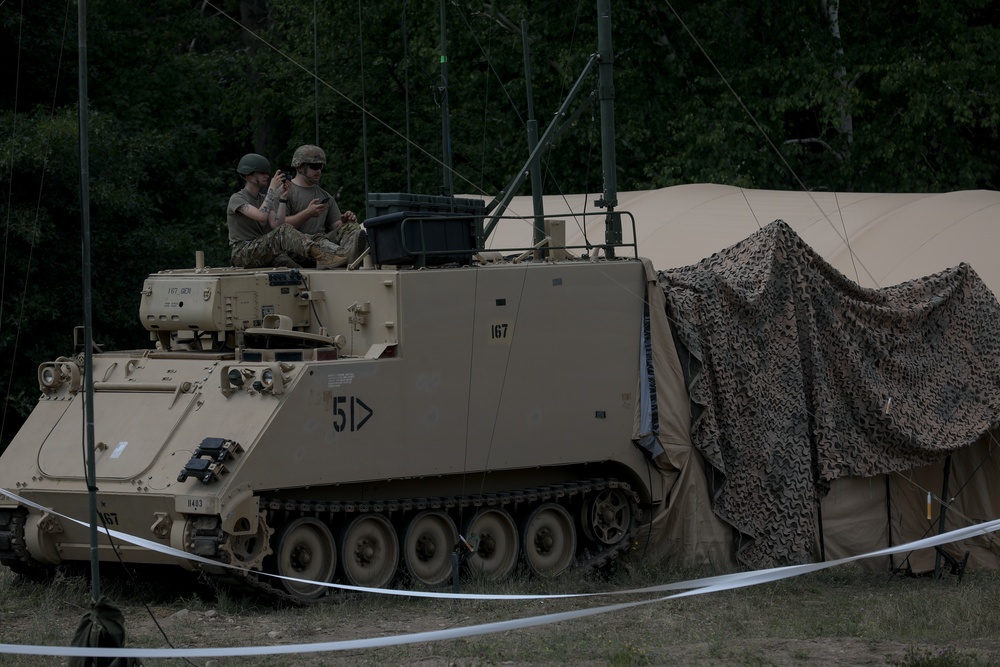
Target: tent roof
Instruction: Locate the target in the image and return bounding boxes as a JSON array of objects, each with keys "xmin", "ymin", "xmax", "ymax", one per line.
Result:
[{"xmin": 487, "ymin": 185, "xmax": 1000, "ymax": 293}]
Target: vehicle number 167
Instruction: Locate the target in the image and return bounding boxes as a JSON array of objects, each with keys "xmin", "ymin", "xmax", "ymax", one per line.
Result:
[{"xmin": 490, "ymin": 322, "xmax": 510, "ymax": 341}]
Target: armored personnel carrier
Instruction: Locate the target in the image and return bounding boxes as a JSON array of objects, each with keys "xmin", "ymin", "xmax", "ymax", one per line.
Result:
[
  {"xmin": 0, "ymin": 203, "xmax": 664, "ymax": 599},
  {"xmin": 0, "ymin": 1, "xmax": 663, "ymax": 600}
]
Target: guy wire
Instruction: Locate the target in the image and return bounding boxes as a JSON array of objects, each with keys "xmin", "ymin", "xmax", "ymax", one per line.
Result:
[{"xmin": 663, "ymin": 0, "xmax": 879, "ymax": 289}]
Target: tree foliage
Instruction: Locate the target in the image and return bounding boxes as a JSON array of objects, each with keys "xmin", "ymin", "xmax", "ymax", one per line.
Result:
[{"xmin": 1, "ymin": 0, "xmax": 998, "ymax": 448}]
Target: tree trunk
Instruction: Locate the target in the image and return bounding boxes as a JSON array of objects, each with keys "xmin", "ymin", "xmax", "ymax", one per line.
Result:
[
  {"xmin": 240, "ymin": 0, "xmax": 278, "ymax": 158},
  {"xmin": 822, "ymin": 0, "xmax": 854, "ymax": 179}
]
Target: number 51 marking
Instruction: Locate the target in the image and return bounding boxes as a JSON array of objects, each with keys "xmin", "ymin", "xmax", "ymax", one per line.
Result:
[{"xmin": 333, "ymin": 396, "xmax": 373, "ymax": 433}]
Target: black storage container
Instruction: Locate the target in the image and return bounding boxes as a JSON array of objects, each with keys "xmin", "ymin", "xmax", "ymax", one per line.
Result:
[
  {"xmin": 363, "ymin": 211, "xmax": 478, "ymax": 266},
  {"xmin": 366, "ymin": 192, "xmax": 485, "ymax": 219},
  {"xmin": 363, "ymin": 193, "xmax": 485, "ymax": 266}
]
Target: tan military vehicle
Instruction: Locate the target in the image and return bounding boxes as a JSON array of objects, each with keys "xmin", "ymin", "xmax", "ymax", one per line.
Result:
[
  {"xmin": 0, "ymin": 202, "xmax": 663, "ymax": 600},
  {"xmin": 0, "ymin": 1, "xmax": 660, "ymax": 600}
]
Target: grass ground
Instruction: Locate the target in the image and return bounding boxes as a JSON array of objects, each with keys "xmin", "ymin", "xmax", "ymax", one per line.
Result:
[{"xmin": 1, "ymin": 558, "xmax": 998, "ymax": 666}]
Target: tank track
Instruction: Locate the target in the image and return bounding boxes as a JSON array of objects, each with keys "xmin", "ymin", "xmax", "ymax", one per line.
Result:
[
  {"xmin": 1, "ymin": 479, "xmax": 641, "ymax": 605},
  {"xmin": 0, "ymin": 507, "xmax": 50, "ymax": 580},
  {"xmin": 212, "ymin": 477, "xmax": 640, "ymax": 604}
]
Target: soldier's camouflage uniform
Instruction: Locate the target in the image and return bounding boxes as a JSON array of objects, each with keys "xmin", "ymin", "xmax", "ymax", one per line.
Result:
[
  {"xmin": 230, "ymin": 224, "xmax": 325, "ymax": 269},
  {"xmin": 227, "ymin": 185, "xmax": 354, "ymax": 268},
  {"xmin": 286, "ymin": 181, "xmax": 361, "ymax": 250}
]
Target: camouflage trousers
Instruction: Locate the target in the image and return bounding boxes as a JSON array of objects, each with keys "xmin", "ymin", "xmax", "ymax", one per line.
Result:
[
  {"xmin": 323, "ymin": 221, "xmax": 361, "ymax": 247},
  {"xmin": 230, "ymin": 225, "xmax": 314, "ymax": 269},
  {"xmin": 306, "ymin": 222, "xmax": 363, "ymax": 265},
  {"xmin": 231, "ymin": 222, "xmax": 362, "ymax": 269}
]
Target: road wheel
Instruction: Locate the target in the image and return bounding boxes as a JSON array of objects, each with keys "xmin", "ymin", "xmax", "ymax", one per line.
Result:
[
  {"xmin": 403, "ymin": 510, "xmax": 458, "ymax": 587},
  {"xmin": 274, "ymin": 517, "xmax": 336, "ymax": 600},
  {"xmin": 522, "ymin": 503, "xmax": 576, "ymax": 577},
  {"xmin": 340, "ymin": 513, "xmax": 399, "ymax": 588},
  {"xmin": 464, "ymin": 508, "xmax": 519, "ymax": 580}
]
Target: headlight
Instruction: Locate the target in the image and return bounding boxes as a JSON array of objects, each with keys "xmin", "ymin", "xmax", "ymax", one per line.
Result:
[
  {"xmin": 38, "ymin": 364, "xmax": 62, "ymax": 390},
  {"xmin": 228, "ymin": 368, "xmax": 245, "ymax": 387},
  {"xmin": 260, "ymin": 369, "xmax": 274, "ymax": 388}
]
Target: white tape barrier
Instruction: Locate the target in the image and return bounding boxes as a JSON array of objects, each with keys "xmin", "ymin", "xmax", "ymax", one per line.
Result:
[{"xmin": 2, "ymin": 487, "xmax": 999, "ymax": 659}]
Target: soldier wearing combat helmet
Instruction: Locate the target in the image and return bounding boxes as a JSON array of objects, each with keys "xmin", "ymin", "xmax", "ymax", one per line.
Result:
[
  {"xmin": 226, "ymin": 152, "xmax": 348, "ymax": 269},
  {"xmin": 284, "ymin": 144, "xmax": 366, "ymax": 263}
]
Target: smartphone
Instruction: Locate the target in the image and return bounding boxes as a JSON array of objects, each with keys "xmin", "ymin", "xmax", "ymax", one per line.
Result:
[{"xmin": 319, "ymin": 197, "xmax": 330, "ymax": 204}]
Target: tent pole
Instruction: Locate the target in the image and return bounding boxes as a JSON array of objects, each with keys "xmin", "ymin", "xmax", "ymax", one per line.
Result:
[
  {"xmin": 933, "ymin": 454, "xmax": 953, "ymax": 580},
  {"xmin": 885, "ymin": 475, "xmax": 895, "ymax": 572},
  {"xmin": 816, "ymin": 487, "xmax": 826, "ymax": 562}
]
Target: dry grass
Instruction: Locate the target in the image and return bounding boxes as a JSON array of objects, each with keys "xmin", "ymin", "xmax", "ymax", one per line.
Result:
[{"xmin": 1, "ymin": 558, "xmax": 999, "ymax": 666}]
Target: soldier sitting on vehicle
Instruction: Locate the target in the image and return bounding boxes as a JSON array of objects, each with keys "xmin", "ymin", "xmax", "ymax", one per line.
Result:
[
  {"xmin": 227, "ymin": 153, "xmax": 357, "ymax": 269},
  {"xmin": 283, "ymin": 144, "xmax": 367, "ymax": 262}
]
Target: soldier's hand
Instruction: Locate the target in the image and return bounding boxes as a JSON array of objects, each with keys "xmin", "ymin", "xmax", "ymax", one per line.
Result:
[{"xmin": 307, "ymin": 198, "xmax": 328, "ymax": 215}]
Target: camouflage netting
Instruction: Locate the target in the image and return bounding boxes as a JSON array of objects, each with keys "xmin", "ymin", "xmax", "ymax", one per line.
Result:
[{"xmin": 658, "ymin": 220, "xmax": 1000, "ymax": 569}]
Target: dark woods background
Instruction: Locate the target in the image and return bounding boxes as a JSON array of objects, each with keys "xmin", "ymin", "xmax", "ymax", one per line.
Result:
[{"xmin": 1, "ymin": 0, "xmax": 998, "ymax": 449}]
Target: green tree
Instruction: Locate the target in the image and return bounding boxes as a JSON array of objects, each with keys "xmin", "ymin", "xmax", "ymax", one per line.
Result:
[
  {"xmin": 0, "ymin": 0, "xmax": 241, "ymax": 448},
  {"xmin": 2, "ymin": 0, "xmax": 999, "ymax": 451}
]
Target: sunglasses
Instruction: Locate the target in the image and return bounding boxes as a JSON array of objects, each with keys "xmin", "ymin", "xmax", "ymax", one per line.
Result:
[{"xmin": 306, "ymin": 163, "xmax": 324, "ymax": 171}]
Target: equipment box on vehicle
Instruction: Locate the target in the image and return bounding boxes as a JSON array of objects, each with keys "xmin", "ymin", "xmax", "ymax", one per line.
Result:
[
  {"xmin": 363, "ymin": 210, "xmax": 480, "ymax": 266},
  {"xmin": 365, "ymin": 192, "xmax": 485, "ymax": 219},
  {"xmin": 364, "ymin": 193, "xmax": 485, "ymax": 266}
]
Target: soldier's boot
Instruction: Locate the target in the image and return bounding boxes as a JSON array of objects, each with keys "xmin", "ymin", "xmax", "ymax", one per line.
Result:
[
  {"xmin": 271, "ymin": 253, "xmax": 303, "ymax": 269},
  {"xmin": 345, "ymin": 229, "xmax": 369, "ymax": 264},
  {"xmin": 308, "ymin": 240, "xmax": 348, "ymax": 269}
]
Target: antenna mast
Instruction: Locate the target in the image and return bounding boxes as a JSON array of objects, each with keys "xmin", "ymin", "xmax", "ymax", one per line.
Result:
[
  {"xmin": 77, "ymin": 0, "xmax": 101, "ymax": 605},
  {"xmin": 439, "ymin": 0, "xmax": 453, "ymax": 196},
  {"xmin": 596, "ymin": 0, "xmax": 620, "ymax": 255},
  {"xmin": 522, "ymin": 19, "xmax": 546, "ymax": 252},
  {"xmin": 483, "ymin": 0, "xmax": 617, "ymax": 246}
]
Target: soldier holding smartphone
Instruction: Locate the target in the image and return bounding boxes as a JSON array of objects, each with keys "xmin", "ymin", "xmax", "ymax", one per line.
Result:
[
  {"xmin": 284, "ymin": 144, "xmax": 366, "ymax": 268},
  {"xmin": 226, "ymin": 153, "xmax": 345, "ymax": 270}
]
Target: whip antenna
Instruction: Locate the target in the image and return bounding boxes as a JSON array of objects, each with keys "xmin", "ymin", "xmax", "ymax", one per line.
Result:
[
  {"xmin": 313, "ymin": 0, "xmax": 320, "ymax": 144},
  {"xmin": 358, "ymin": 0, "xmax": 370, "ymax": 196},
  {"xmin": 439, "ymin": 0, "xmax": 453, "ymax": 196}
]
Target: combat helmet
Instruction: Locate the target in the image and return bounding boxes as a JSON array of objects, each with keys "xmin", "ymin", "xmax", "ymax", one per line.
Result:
[
  {"xmin": 237, "ymin": 153, "xmax": 271, "ymax": 175},
  {"xmin": 291, "ymin": 145, "xmax": 327, "ymax": 168}
]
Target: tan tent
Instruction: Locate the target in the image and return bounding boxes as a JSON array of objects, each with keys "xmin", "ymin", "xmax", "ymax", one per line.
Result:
[
  {"xmin": 491, "ymin": 186, "xmax": 1000, "ymax": 575},
  {"xmin": 492, "ymin": 185, "xmax": 1000, "ymax": 292}
]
